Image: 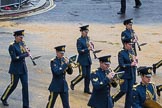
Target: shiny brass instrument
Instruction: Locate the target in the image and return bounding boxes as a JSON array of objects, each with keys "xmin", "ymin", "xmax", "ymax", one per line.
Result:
[
  {"xmin": 61, "ymin": 57, "xmax": 73, "ymax": 74},
  {"xmin": 63, "ymin": 55, "xmax": 79, "ymax": 68},
  {"xmin": 144, "ymin": 99, "xmax": 162, "ymax": 108},
  {"xmin": 143, "ymin": 99, "xmax": 162, "ymax": 108},
  {"xmin": 143, "ymin": 87, "xmax": 162, "ymax": 108},
  {"xmin": 106, "ymin": 68, "xmax": 125, "ymax": 88}
]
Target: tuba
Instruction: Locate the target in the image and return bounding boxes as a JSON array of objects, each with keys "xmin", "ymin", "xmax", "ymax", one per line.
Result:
[
  {"xmin": 143, "ymin": 88, "xmax": 162, "ymax": 108},
  {"xmin": 143, "ymin": 100, "xmax": 162, "ymax": 108}
]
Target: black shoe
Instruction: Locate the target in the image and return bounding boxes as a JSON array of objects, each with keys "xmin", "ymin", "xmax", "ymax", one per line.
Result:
[
  {"xmin": 84, "ymin": 91, "xmax": 92, "ymax": 94},
  {"xmin": 1, "ymin": 98, "xmax": 9, "ymax": 106},
  {"xmin": 117, "ymin": 11, "xmax": 125, "ymax": 15},
  {"xmin": 70, "ymin": 83, "xmax": 74, "ymax": 90},
  {"xmin": 153, "ymin": 64, "xmax": 156, "ymax": 74},
  {"xmin": 133, "ymin": 4, "xmax": 142, "ymax": 8},
  {"xmin": 157, "ymin": 87, "xmax": 161, "ymax": 97}
]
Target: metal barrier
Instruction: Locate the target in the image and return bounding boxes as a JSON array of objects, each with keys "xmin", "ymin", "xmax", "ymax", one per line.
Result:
[{"xmin": 0, "ymin": 0, "xmax": 28, "ymax": 9}]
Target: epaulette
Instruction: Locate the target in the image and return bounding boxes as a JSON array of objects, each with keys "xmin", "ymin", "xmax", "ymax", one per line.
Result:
[
  {"xmin": 50, "ymin": 58, "xmax": 55, "ymax": 62},
  {"xmin": 121, "ymin": 35, "xmax": 125, "ymax": 40},
  {"xmin": 132, "ymin": 83, "xmax": 140, "ymax": 91},
  {"xmin": 91, "ymin": 69, "xmax": 98, "ymax": 74},
  {"xmin": 118, "ymin": 50, "xmax": 124, "ymax": 54},
  {"xmin": 149, "ymin": 82, "xmax": 156, "ymax": 88},
  {"xmin": 77, "ymin": 38, "xmax": 81, "ymax": 41},
  {"xmin": 149, "ymin": 82, "xmax": 155, "ymax": 85},
  {"xmin": 10, "ymin": 42, "xmax": 14, "ymax": 46},
  {"xmin": 22, "ymin": 41, "xmax": 26, "ymax": 45}
]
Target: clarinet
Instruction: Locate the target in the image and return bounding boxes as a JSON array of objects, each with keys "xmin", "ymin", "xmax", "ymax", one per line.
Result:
[{"xmin": 23, "ymin": 45, "xmax": 36, "ymax": 66}]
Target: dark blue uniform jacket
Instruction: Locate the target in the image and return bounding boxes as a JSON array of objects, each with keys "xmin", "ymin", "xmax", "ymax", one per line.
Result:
[
  {"xmin": 88, "ymin": 68, "xmax": 113, "ymax": 108},
  {"xmin": 48, "ymin": 57, "xmax": 72, "ymax": 92},
  {"xmin": 118, "ymin": 49, "xmax": 135, "ymax": 79},
  {"xmin": 121, "ymin": 29, "xmax": 134, "ymax": 43},
  {"xmin": 132, "ymin": 82, "xmax": 156, "ymax": 108},
  {"xmin": 8, "ymin": 41, "xmax": 28, "ymax": 74},
  {"xmin": 77, "ymin": 36, "xmax": 92, "ymax": 66}
]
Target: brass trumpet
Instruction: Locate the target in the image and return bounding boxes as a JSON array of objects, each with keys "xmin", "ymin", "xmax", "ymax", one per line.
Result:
[
  {"xmin": 106, "ymin": 68, "xmax": 117, "ymax": 88},
  {"xmin": 63, "ymin": 55, "xmax": 79, "ymax": 68},
  {"xmin": 106, "ymin": 67, "xmax": 125, "ymax": 88}
]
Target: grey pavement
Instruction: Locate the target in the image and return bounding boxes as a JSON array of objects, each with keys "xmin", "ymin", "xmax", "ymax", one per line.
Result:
[
  {"xmin": 13, "ymin": 0, "xmax": 162, "ymax": 25},
  {"xmin": 1, "ymin": 0, "xmax": 162, "ymax": 24},
  {"xmin": 0, "ymin": 0, "xmax": 162, "ymax": 108}
]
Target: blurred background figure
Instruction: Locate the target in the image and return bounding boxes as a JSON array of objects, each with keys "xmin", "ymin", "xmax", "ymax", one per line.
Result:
[{"xmin": 117, "ymin": 0, "xmax": 142, "ymax": 14}]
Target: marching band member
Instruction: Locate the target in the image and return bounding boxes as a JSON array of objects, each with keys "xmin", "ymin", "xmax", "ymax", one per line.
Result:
[
  {"xmin": 70, "ymin": 25, "xmax": 92, "ymax": 94},
  {"xmin": 46, "ymin": 45, "xmax": 73, "ymax": 108},
  {"xmin": 88, "ymin": 55, "xmax": 116, "ymax": 108},
  {"xmin": 1, "ymin": 30, "xmax": 30, "ymax": 108},
  {"xmin": 121, "ymin": 18, "xmax": 138, "ymax": 84},
  {"xmin": 112, "ymin": 38, "xmax": 136, "ymax": 108},
  {"xmin": 132, "ymin": 67, "xmax": 157, "ymax": 108}
]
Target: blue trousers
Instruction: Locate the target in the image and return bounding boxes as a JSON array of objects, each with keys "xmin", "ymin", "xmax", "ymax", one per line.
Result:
[
  {"xmin": 46, "ymin": 92, "xmax": 70, "ymax": 108},
  {"xmin": 113, "ymin": 79, "xmax": 134, "ymax": 108},
  {"xmin": 1, "ymin": 73, "xmax": 29, "ymax": 107},
  {"xmin": 70, "ymin": 65, "xmax": 91, "ymax": 92},
  {"xmin": 120, "ymin": 79, "xmax": 134, "ymax": 108}
]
